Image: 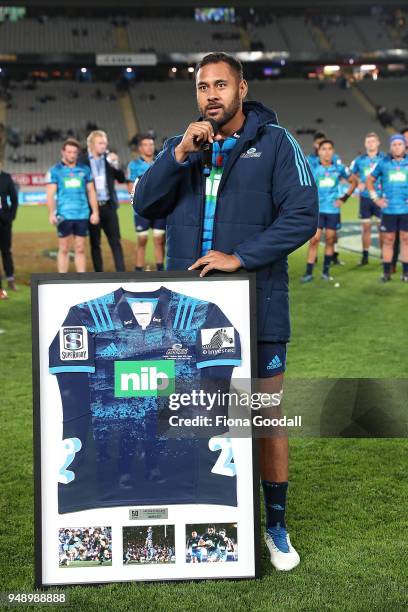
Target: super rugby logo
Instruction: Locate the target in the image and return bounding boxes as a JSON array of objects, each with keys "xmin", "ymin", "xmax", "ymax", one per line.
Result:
[
  {"xmin": 59, "ymin": 326, "xmax": 88, "ymax": 361},
  {"xmin": 201, "ymin": 327, "xmax": 235, "ymax": 355},
  {"xmin": 114, "ymin": 360, "xmax": 175, "ymax": 397}
]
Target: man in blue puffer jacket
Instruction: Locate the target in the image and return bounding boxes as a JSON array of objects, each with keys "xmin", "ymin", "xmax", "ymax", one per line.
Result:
[{"xmin": 134, "ymin": 52, "xmax": 318, "ymax": 571}]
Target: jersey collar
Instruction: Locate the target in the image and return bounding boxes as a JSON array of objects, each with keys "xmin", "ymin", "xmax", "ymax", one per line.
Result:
[{"xmin": 114, "ymin": 286, "xmax": 171, "ymax": 329}]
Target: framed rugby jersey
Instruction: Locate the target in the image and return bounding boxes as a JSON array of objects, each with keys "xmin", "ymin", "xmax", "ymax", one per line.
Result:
[{"xmin": 32, "ymin": 272, "xmax": 260, "ymax": 586}]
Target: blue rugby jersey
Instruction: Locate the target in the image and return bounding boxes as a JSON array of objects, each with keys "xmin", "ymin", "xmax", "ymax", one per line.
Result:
[
  {"xmin": 312, "ymin": 162, "xmax": 350, "ymax": 214},
  {"xmin": 201, "ymin": 137, "xmax": 238, "ymax": 257},
  {"xmin": 369, "ymin": 154, "xmax": 408, "ymax": 215},
  {"xmin": 47, "ymin": 162, "xmax": 93, "ymax": 220},
  {"xmin": 49, "ymin": 286, "xmax": 241, "ymax": 513},
  {"xmin": 350, "ymin": 152, "xmax": 385, "ymax": 198},
  {"xmin": 127, "ymin": 157, "xmax": 153, "ymax": 183}
]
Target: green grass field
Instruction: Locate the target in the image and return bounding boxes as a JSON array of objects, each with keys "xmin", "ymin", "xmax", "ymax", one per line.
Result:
[{"xmin": 1, "ymin": 201, "xmax": 407, "ymax": 611}]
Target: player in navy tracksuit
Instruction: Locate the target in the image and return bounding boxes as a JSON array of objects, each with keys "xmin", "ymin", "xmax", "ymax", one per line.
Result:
[{"xmin": 133, "ymin": 53, "xmax": 318, "ymax": 571}]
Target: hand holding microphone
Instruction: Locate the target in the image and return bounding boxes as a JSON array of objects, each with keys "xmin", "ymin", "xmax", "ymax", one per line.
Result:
[{"xmin": 174, "ymin": 119, "xmax": 220, "ymax": 164}]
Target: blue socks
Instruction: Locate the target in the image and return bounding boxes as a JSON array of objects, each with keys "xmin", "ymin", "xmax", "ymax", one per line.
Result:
[
  {"xmin": 262, "ymin": 481, "xmax": 288, "ymax": 530},
  {"xmin": 323, "ymin": 254, "xmax": 332, "ymax": 275}
]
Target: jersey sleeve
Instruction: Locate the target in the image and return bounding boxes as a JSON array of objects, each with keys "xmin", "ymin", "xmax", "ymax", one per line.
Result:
[
  {"xmin": 49, "ymin": 307, "xmax": 95, "ymax": 374},
  {"xmin": 85, "ymin": 166, "xmax": 93, "ymax": 183},
  {"xmin": 349, "ymin": 158, "xmax": 359, "ymax": 175},
  {"xmin": 339, "ymin": 164, "xmax": 351, "ymax": 180},
  {"xmin": 370, "ymin": 160, "xmax": 383, "ymax": 179},
  {"xmin": 196, "ymin": 303, "xmax": 241, "ymax": 369},
  {"xmin": 47, "ymin": 166, "xmax": 58, "ymax": 184}
]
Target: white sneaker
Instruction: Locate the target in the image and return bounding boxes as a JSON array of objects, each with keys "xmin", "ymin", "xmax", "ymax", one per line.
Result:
[{"xmin": 265, "ymin": 526, "xmax": 300, "ymax": 571}]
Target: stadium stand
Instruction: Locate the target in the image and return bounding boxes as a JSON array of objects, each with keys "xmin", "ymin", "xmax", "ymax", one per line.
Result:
[
  {"xmin": 4, "ymin": 81, "xmax": 129, "ymax": 172},
  {"xmin": 319, "ymin": 16, "xmax": 366, "ymax": 54},
  {"xmin": 246, "ymin": 19, "xmax": 289, "ymax": 52},
  {"xmin": 129, "ymin": 81, "xmax": 197, "ymax": 147},
  {"xmin": 128, "ymin": 79, "xmax": 390, "ymax": 164},
  {"xmin": 278, "ymin": 17, "xmax": 320, "ymax": 54},
  {"xmin": 247, "ymin": 80, "xmax": 390, "ymax": 162},
  {"xmin": 126, "ymin": 19, "xmax": 245, "ymax": 53},
  {"xmin": 358, "ymin": 77, "xmax": 408, "ymax": 131},
  {"xmin": 353, "ymin": 16, "xmax": 396, "ymax": 51},
  {"xmin": 0, "ymin": 17, "xmax": 116, "ymax": 53}
]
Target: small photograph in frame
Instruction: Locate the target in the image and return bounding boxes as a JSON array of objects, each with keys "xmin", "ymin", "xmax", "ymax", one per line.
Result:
[
  {"xmin": 58, "ymin": 527, "xmax": 112, "ymax": 568},
  {"xmin": 123, "ymin": 525, "xmax": 175, "ymax": 565},
  {"xmin": 186, "ymin": 523, "xmax": 238, "ymax": 563}
]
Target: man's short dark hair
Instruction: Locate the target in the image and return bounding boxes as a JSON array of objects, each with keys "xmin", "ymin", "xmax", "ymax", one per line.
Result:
[
  {"xmin": 314, "ymin": 131, "xmax": 326, "ymax": 141},
  {"xmin": 62, "ymin": 137, "xmax": 81, "ymax": 150},
  {"xmin": 318, "ymin": 139, "xmax": 334, "ymax": 149},
  {"xmin": 138, "ymin": 133, "xmax": 154, "ymax": 145},
  {"xmin": 401, "ymin": 126, "xmax": 408, "ymax": 135},
  {"xmin": 195, "ymin": 52, "xmax": 243, "ymax": 81}
]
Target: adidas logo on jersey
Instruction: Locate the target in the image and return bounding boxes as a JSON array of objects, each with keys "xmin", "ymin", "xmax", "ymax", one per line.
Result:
[
  {"xmin": 114, "ymin": 360, "xmax": 175, "ymax": 397},
  {"xmin": 267, "ymin": 355, "xmax": 283, "ymax": 370},
  {"xmin": 100, "ymin": 342, "xmax": 118, "ymax": 358}
]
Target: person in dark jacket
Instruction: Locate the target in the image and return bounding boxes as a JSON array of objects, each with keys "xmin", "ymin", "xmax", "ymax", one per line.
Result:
[
  {"xmin": 0, "ymin": 166, "xmax": 18, "ymax": 298},
  {"xmin": 81, "ymin": 130, "xmax": 127, "ymax": 272},
  {"xmin": 133, "ymin": 52, "xmax": 318, "ymax": 570}
]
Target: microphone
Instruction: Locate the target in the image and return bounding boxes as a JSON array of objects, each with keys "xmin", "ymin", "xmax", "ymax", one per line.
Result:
[{"xmin": 200, "ymin": 119, "xmax": 219, "ymax": 176}]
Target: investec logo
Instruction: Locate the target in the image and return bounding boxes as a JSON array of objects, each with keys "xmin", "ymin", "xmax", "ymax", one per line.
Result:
[{"xmin": 114, "ymin": 360, "xmax": 175, "ymax": 397}]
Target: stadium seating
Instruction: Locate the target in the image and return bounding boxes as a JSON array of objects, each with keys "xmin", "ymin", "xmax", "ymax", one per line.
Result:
[
  {"xmin": 126, "ymin": 19, "xmax": 245, "ymax": 53},
  {"xmin": 358, "ymin": 77, "xmax": 408, "ymax": 131},
  {"xmin": 4, "ymin": 81, "xmax": 130, "ymax": 172},
  {"xmin": 353, "ymin": 17, "xmax": 396, "ymax": 51},
  {"xmin": 278, "ymin": 17, "xmax": 320, "ymax": 54},
  {"xmin": 0, "ymin": 18, "xmax": 116, "ymax": 53},
  {"xmin": 129, "ymin": 81, "xmax": 197, "ymax": 147},
  {"xmin": 247, "ymin": 80, "xmax": 390, "ymax": 163},
  {"xmin": 129, "ymin": 79, "xmax": 389, "ymax": 164}
]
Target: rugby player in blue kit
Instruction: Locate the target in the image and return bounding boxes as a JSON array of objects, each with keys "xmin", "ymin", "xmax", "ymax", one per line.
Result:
[
  {"xmin": 350, "ymin": 132, "xmax": 385, "ymax": 265},
  {"xmin": 47, "ymin": 138, "xmax": 99, "ymax": 273},
  {"xmin": 301, "ymin": 139, "xmax": 357, "ymax": 282},
  {"xmin": 366, "ymin": 134, "xmax": 408, "ymax": 282}
]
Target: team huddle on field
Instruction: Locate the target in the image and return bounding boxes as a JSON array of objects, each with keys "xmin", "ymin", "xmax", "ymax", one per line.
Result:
[{"xmin": 301, "ymin": 128, "xmax": 408, "ymax": 283}]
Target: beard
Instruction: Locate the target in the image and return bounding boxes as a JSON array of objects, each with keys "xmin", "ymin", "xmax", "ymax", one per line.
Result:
[{"xmin": 200, "ymin": 95, "xmax": 241, "ymax": 128}]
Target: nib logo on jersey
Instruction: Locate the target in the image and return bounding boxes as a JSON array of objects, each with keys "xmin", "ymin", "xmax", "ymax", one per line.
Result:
[{"xmin": 114, "ymin": 360, "xmax": 175, "ymax": 397}]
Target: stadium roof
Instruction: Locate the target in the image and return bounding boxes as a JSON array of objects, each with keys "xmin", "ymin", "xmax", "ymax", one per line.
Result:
[{"xmin": 5, "ymin": 0, "xmax": 408, "ymax": 7}]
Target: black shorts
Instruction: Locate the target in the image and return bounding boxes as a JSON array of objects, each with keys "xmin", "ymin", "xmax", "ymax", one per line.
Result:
[
  {"xmin": 134, "ymin": 213, "xmax": 166, "ymax": 233},
  {"xmin": 359, "ymin": 196, "xmax": 382, "ymax": 220},
  {"xmin": 57, "ymin": 219, "xmax": 89, "ymax": 238},
  {"xmin": 379, "ymin": 214, "xmax": 408, "ymax": 233},
  {"xmin": 318, "ymin": 213, "xmax": 341, "ymax": 230}
]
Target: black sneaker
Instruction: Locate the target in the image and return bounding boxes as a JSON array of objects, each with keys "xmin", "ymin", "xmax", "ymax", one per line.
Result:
[
  {"xmin": 379, "ymin": 275, "xmax": 391, "ymax": 283},
  {"xmin": 358, "ymin": 258, "xmax": 369, "ymax": 266}
]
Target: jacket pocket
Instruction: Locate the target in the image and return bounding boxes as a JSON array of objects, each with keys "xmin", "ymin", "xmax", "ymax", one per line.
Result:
[{"xmin": 256, "ymin": 284, "xmax": 290, "ymax": 341}]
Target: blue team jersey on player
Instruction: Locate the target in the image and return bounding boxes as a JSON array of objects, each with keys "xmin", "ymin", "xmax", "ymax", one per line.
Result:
[
  {"xmin": 47, "ymin": 162, "xmax": 93, "ymax": 220},
  {"xmin": 49, "ymin": 286, "xmax": 241, "ymax": 513},
  {"xmin": 350, "ymin": 152, "xmax": 385, "ymax": 198},
  {"xmin": 127, "ymin": 157, "xmax": 153, "ymax": 183},
  {"xmin": 312, "ymin": 161, "xmax": 350, "ymax": 214},
  {"xmin": 370, "ymin": 154, "xmax": 408, "ymax": 215},
  {"xmin": 307, "ymin": 152, "xmax": 341, "ymax": 173}
]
